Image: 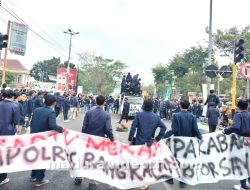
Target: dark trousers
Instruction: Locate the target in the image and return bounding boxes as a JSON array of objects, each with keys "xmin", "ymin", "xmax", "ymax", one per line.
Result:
[
  {"xmin": 63, "ymin": 109, "xmax": 69, "ymax": 120},
  {"xmin": 153, "ymin": 109, "xmax": 158, "ymax": 114},
  {"xmin": 0, "ymin": 173, "xmax": 7, "ymax": 183},
  {"xmin": 209, "ymin": 125, "xmax": 217, "ymax": 132},
  {"xmin": 31, "ymin": 169, "xmax": 45, "ymax": 181},
  {"xmin": 165, "ymin": 109, "xmax": 170, "ymax": 120},
  {"xmin": 160, "ymin": 111, "xmax": 165, "ymax": 119},
  {"xmin": 240, "ymin": 178, "xmax": 250, "ymax": 189},
  {"xmin": 113, "ymin": 106, "xmax": 119, "ymax": 114},
  {"xmin": 118, "ymin": 113, "xmax": 128, "ymax": 123},
  {"xmin": 55, "ymin": 107, "xmax": 61, "ymax": 117}
]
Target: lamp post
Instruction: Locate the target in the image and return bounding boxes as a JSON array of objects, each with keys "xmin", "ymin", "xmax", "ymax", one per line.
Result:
[
  {"xmin": 63, "ymin": 29, "xmax": 79, "ymax": 93},
  {"xmin": 207, "ymin": 0, "xmax": 213, "ymax": 91}
]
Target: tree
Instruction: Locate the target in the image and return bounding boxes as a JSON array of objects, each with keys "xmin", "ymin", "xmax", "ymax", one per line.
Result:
[
  {"xmin": 175, "ymin": 72, "xmax": 204, "ymax": 95},
  {"xmin": 183, "ymin": 46, "xmax": 209, "ymax": 73},
  {"xmin": 213, "ymin": 26, "xmax": 250, "ymax": 97},
  {"xmin": 30, "ymin": 57, "xmax": 76, "ymax": 82},
  {"xmin": 60, "ymin": 61, "xmax": 76, "ymax": 69},
  {"xmin": 0, "ymin": 71, "xmax": 15, "ymax": 85},
  {"xmin": 152, "ymin": 64, "xmax": 172, "ymax": 97},
  {"xmin": 213, "ymin": 26, "xmax": 250, "ymax": 60},
  {"xmin": 77, "ymin": 70, "xmax": 93, "ymax": 94},
  {"xmin": 168, "ymin": 54, "xmax": 189, "ymax": 77},
  {"xmin": 167, "ymin": 46, "xmax": 209, "ymax": 95},
  {"xmin": 142, "ymin": 84, "xmax": 155, "ymax": 97},
  {"xmin": 78, "ymin": 52, "xmax": 126, "ymax": 95},
  {"xmin": 30, "ymin": 57, "xmax": 60, "ymax": 82}
]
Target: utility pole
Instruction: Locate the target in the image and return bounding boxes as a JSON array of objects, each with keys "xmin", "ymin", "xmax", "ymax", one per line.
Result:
[
  {"xmin": 207, "ymin": 0, "xmax": 213, "ymax": 91},
  {"xmin": 63, "ymin": 29, "xmax": 79, "ymax": 93},
  {"xmin": 202, "ymin": 0, "xmax": 213, "ymax": 116}
]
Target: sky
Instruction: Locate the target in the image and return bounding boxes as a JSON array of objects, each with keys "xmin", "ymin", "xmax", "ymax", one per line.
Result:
[{"xmin": 0, "ymin": 0, "xmax": 250, "ymax": 85}]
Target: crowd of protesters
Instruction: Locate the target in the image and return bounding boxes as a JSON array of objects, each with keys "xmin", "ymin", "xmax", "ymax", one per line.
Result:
[
  {"xmin": 2, "ymin": 81, "xmax": 250, "ymax": 190},
  {"xmin": 152, "ymin": 90, "xmax": 231, "ymax": 132},
  {"xmin": 152, "ymin": 97, "xmax": 203, "ymax": 121},
  {"xmin": 120, "ymin": 72, "xmax": 142, "ymax": 96}
]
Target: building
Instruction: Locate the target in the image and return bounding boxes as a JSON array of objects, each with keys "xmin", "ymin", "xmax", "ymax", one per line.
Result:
[{"xmin": 0, "ymin": 59, "xmax": 31, "ymax": 87}]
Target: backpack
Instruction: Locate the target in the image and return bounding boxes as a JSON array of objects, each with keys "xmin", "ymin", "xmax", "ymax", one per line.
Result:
[{"xmin": 210, "ymin": 95, "xmax": 216, "ymax": 103}]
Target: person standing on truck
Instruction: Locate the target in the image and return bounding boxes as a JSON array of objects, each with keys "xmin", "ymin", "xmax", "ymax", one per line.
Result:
[
  {"xmin": 120, "ymin": 75, "xmax": 126, "ymax": 93},
  {"xmin": 126, "ymin": 72, "xmax": 132, "ymax": 83},
  {"xmin": 132, "ymin": 74, "xmax": 139, "ymax": 87}
]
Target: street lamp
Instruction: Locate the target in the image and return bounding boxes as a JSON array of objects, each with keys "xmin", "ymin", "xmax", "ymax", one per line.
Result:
[{"xmin": 63, "ymin": 29, "xmax": 79, "ymax": 93}]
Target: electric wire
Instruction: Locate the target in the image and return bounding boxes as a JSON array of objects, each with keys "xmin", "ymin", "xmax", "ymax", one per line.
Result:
[{"xmin": 0, "ymin": 3, "xmax": 68, "ymax": 58}]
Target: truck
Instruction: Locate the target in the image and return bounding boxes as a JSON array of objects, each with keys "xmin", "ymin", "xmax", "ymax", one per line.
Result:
[{"xmin": 119, "ymin": 95, "xmax": 144, "ymax": 117}]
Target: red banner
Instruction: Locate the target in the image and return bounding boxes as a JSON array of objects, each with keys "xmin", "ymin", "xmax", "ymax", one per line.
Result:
[{"xmin": 56, "ymin": 67, "xmax": 77, "ymax": 94}]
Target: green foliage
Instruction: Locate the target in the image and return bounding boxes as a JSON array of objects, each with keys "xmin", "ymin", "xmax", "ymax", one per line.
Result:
[
  {"xmin": 30, "ymin": 57, "xmax": 75, "ymax": 82},
  {"xmin": 78, "ymin": 53, "xmax": 126, "ymax": 95},
  {"xmin": 152, "ymin": 64, "xmax": 172, "ymax": 97},
  {"xmin": 175, "ymin": 72, "xmax": 205, "ymax": 95},
  {"xmin": 184, "ymin": 46, "xmax": 209, "ymax": 72},
  {"xmin": 142, "ymin": 84, "xmax": 155, "ymax": 97},
  {"xmin": 0, "ymin": 71, "xmax": 15, "ymax": 85},
  {"xmin": 168, "ymin": 54, "xmax": 189, "ymax": 77},
  {"xmin": 77, "ymin": 70, "xmax": 93, "ymax": 93},
  {"xmin": 30, "ymin": 57, "xmax": 60, "ymax": 82},
  {"xmin": 151, "ymin": 26, "xmax": 250, "ymax": 98},
  {"xmin": 60, "ymin": 61, "xmax": 76, "ymax": 69},
  {"xmin": 169, "ymin": 46, "xmax": 208, "ymax": 95},
  {"xmin": 213, "ymin": 26, "xmax": 250, "ymax": 97},
  {"xmin": 213, "ymin": 26, "xmax": 250, "ymax": 61}
]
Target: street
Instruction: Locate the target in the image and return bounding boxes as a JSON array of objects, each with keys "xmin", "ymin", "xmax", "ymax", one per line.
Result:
[
  {"xmin": 1, "ymin": 0, "xmax": 250, "ymax": 189},
  {"xmin": 1, "ymin": 110, "xmax": 239, "ymax": 190}
]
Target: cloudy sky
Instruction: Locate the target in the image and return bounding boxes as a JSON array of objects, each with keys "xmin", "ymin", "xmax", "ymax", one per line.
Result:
[{"xmin": 0, "ymin": 0, "xmax": 250, "ymax": 84}]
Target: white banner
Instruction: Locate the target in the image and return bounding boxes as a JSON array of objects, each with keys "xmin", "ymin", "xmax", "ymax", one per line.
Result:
[
  {"xmin": 0, "ymin": 130, "xmax": 179, "ymax": 189},
  {"xmin": 1, "ymin": 131, "xmax": 249, "ymax": 188},
  {"xmin": 166, "ymin": 132, "xmax": 250, "ymax": 185},
  {"xmin": 9, "ymin": 21, "xmax": 28, "ymax": 56}
]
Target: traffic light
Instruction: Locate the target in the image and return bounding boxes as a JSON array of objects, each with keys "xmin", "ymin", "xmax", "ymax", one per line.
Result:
[
  {"xmin": 234, "ymin": 39, "xmax": 245, "ymax": 63},
  {"xmin": 0, "ymin": 33, "xmax": 8, "ymax": 50}
]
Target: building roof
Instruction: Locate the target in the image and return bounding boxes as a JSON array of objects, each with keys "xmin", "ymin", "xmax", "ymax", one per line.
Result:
[{"xmin": 0, "ymin": 59, "xmax": 28, "ymax": 72}]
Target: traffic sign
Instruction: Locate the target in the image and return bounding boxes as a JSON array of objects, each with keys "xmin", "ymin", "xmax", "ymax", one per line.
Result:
[
  {"xmin": 240, "ymin": 62, "xmax": 250, "ymax": 79},
  {"xmin": 205, "ymin": 65, "xmax": 218, "ymax": 78},
  {"xmin": 219, "ymin": 65, "xmax": 232, "ymax": 78}
]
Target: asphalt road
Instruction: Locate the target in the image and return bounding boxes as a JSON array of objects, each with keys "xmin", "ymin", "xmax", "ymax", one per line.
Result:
[{"xmin": 1, "ymin": 110, "xmax": 240, "ymax": 190}]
